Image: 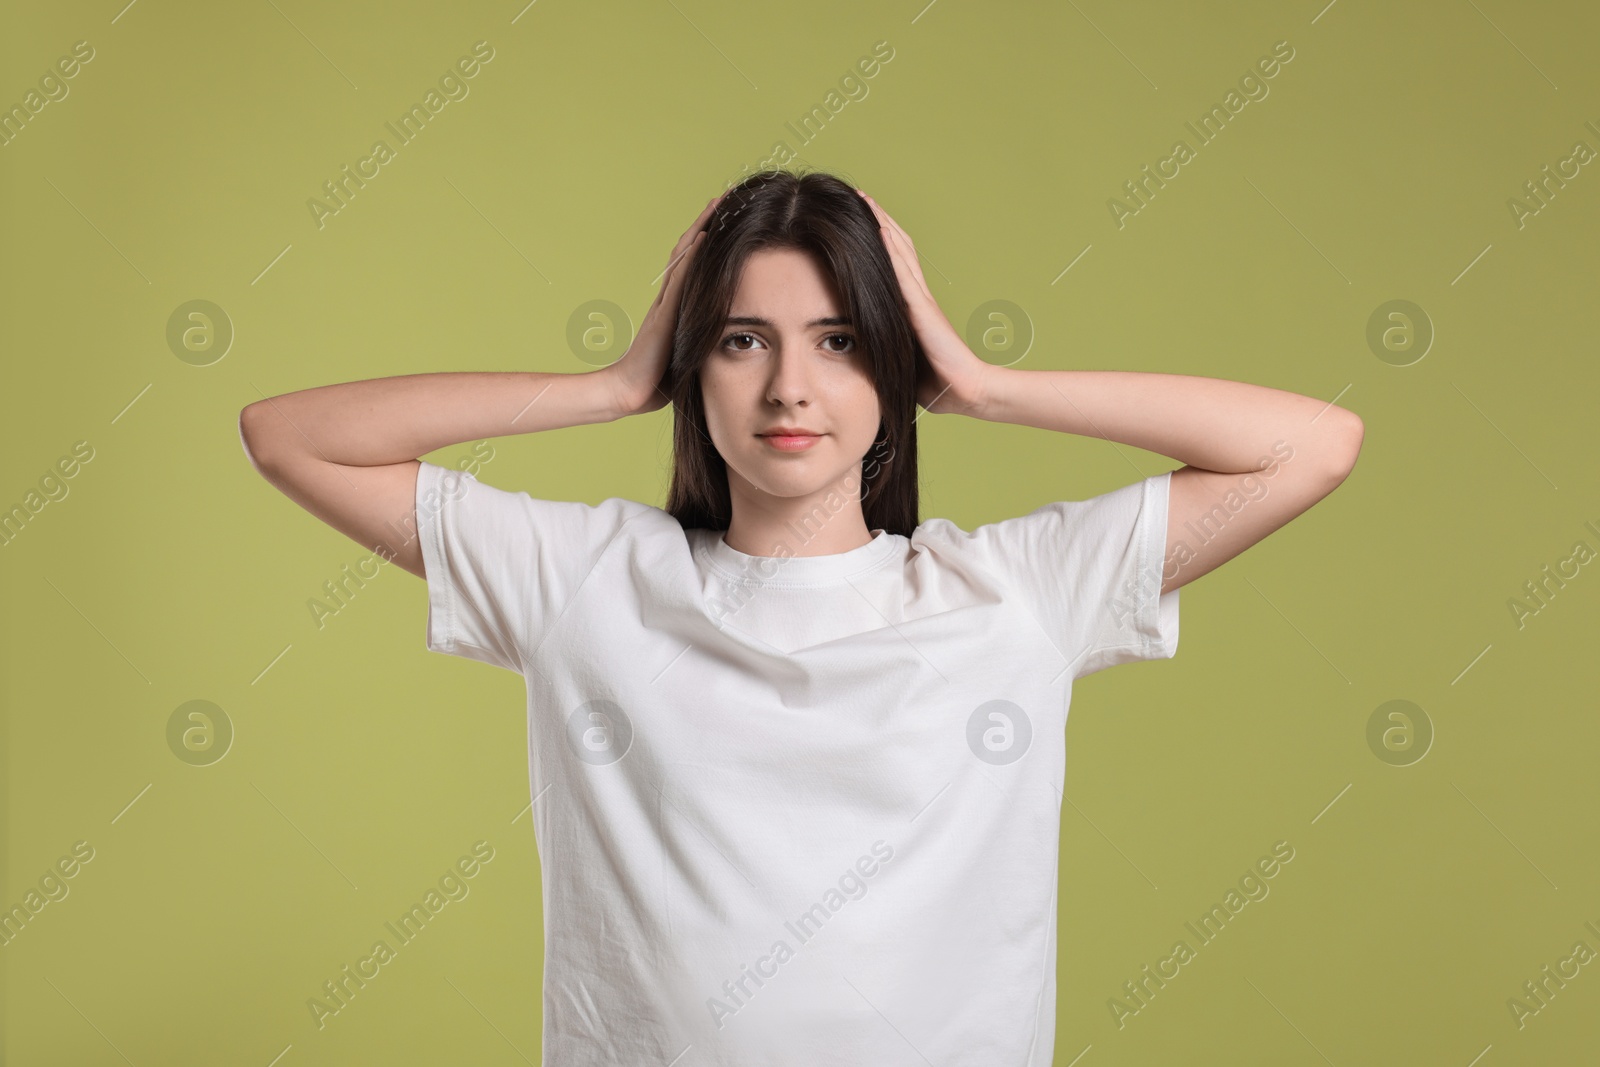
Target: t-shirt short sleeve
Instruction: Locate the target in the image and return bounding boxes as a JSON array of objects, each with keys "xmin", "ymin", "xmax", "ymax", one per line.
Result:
[
  {"xmin": 970, "ymin": 470, "xmax": 1180, "ymax": 680},
  {"xmin": 414, "ymin": 460, "xmax": 640, "ymax": 674}
]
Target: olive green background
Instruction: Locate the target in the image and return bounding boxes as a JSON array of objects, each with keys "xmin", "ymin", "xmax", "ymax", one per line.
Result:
[{"xmin": 3, "ymin": 0, "xmax": 1598, "ymax": 1063}]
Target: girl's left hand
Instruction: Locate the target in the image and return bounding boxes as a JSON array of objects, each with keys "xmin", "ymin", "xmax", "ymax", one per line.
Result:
[{"xmin": 858, "ymin": 190, "xmax": 993, "ymax": 418}]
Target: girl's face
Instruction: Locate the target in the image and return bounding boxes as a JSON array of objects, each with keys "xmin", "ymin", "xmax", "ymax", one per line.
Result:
[{"xmin": 699, "ymin": 246, "xmax": 882, "ymax": 509}]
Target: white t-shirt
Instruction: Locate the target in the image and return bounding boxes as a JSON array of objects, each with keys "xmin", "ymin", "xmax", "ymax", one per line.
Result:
[{"xmin": 415, "ymin": 460, "xmax": 1179, "ymax": 1065}]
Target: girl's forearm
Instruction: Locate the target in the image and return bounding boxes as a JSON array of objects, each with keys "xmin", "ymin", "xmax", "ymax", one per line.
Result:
[
  {"xmin": 979, "ymin": 368, "xmax": 1362, "ymax": 476},
  {"xmin": 241, "ymin": 369, "xmax": 623, "ymax": 470}
]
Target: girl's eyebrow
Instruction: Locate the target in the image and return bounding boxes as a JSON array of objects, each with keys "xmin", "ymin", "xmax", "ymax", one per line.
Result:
[{"xmin": 724, "ymin": 315, "xmax": 854, "ymax": 328}]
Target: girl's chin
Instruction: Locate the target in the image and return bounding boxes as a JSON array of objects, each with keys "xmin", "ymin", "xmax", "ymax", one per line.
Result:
[{"xmin": 769, "ymin": 476, "xmax": 867, "ymax": 500}]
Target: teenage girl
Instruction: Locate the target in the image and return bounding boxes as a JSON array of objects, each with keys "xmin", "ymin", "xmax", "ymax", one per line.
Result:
[{"xmin": 241, "ymin": 170, "xmax": 1361, "ymax": 1065}]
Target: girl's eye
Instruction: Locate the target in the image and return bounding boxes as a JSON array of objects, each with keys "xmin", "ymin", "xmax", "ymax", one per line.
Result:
[{"xmin": 718, "ymin": 332, "xmax": 856, "ymax": 353}]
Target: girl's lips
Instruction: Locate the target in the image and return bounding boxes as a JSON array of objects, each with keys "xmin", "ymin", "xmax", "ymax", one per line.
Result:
[{"xmin": 760, "ymin": 433, "xmax": 822, "ymax": 452}]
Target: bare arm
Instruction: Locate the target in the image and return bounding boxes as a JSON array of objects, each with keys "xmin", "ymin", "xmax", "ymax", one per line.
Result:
[
  {"xmin": 979, "ymin": 369, "xmax": 1359, "ymax": 477},
  {"xmin": 234, "ymin": 191, "xmax": 725, "ymax": 580},
  {"xmin": 240, "ymin": 370, "xmax": 628, "ymax": 470},
  {"xmin": 239, "ymin": 195, "xmax": 724, "ymax": 581},
  {"xmin": 855, "ymin": 188, "xmax": 1365, "ymax": 601},
  {"xmin": 979, "ymin": 367, "xmax": 1365, "ymax": 595},
  {"xmin": 238, "ymin": 370, "xmax": 625, "ymax": 579}
]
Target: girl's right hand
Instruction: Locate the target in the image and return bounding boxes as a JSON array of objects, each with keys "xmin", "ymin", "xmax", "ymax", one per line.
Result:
[{"xmin": 601, "ymin": 193, "xmax": 724, "ymax": 418}]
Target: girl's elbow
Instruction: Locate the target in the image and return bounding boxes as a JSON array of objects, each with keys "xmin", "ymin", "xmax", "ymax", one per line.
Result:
[{"xmin": 1325, "ymin": 411, "xmax": 1364, "ymax": 483}]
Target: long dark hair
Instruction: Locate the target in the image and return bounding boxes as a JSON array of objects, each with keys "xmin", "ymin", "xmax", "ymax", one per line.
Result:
[{"xmin": 663, "ymin": 169, "xmax": 922, "ymax": 537}]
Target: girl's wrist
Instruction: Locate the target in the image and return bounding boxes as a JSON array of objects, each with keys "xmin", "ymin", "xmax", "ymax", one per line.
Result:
[
  {"xmin": 961, "ymin": 364, "xmax": 1011, "ymax": 423},
  {"xmin": 585, "ymin": 367, "xmax": 648, "ymax": 423}
]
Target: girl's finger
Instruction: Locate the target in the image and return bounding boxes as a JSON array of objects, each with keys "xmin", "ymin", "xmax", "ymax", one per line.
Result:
[
  {"xmin": 862, "ymin": 195, "xmax": 904, "ymax": 264},
  {"xmin": 650, "ymin": 229, "xmax": 704, "ymax": 313},
  {"xmin": 878, "ymin": 223, "xmax": 917, "ymax": 293},
  {"xmin": 862, "ymin": 193, "xmax": 909, "ymax": 247},
  {"xmin": 887, "ymin": 230, "xmax": 931, "ymax": 300},
  {"xmin": 860, "ymin": 194, "xmax": 924, "ymax": 284},
  {"xmin": 858, "ymin": 192, "xmax": 934, "ymax": 305},
  {"xmin": 689, "ymin": 193, "xmax": 724, "ymax": 236},
  {"xmin": 867, "ymin": 198, "xmax": 924, "ymax": 283},
  {"xmin": 880, "ymin": 226, "xmax": 932, "ymax": 314},
  {"xmin": 866, "ymin": 195, "xmax": 907, "ymax": 245},
  {"xmin": 668, "ymin": 194, "xmax": 724, "ymax": 263},
  {"xmin": 663, "ymin": 230, "xmax": 705, "ymax": 296},
  {"xmin": 878, "ymin": 218, "xmax": 932, "ymax": 305}
]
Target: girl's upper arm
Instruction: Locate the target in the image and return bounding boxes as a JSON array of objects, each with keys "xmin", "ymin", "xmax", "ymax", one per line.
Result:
[
  {"xmin": 240, "ymin": 404, "xmax": 426, "ymax": 578},
  {"xmin": 1162, "ymin": 423, "xmax": 1361, "ymax": 596}
]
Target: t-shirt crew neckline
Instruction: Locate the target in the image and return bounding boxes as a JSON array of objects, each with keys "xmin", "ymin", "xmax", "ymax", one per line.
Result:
[{"xmin": 694, "ymin": 524, "xmax": 902, "ymax": 585}]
